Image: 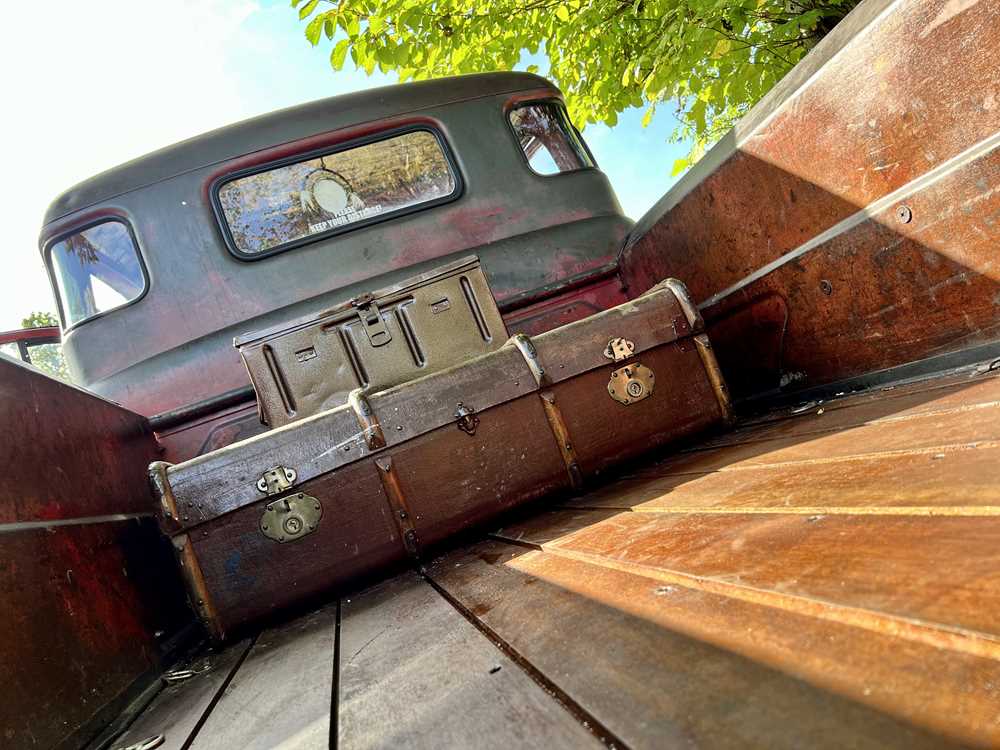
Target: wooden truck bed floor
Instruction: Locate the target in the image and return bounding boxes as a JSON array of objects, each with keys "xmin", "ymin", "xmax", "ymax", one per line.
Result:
[{"xmin": 110, "ymin": 365, "xmax": 1000, "ymax": 750}]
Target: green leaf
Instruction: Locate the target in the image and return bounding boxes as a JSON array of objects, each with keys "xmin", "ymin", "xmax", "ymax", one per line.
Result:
[
  {"xmin": 298, "ymin": 0, "xmax": 319, "ymax": 20},
  {"xmin": 641, "ymin": 104, "xmax": 656, "ymax": 128},
  {"xmin": 369, "ymin": 15, "xmax": 386, "ymax": 35},
  {"xmin": 555, "ymin": 5, "xmax": 570, "ymax": 22},
  {"xmin": 331, "ymin": 38, "xmax": 350, "ymax": 69},
  {"xmin": 305, "ymin": 15, "xmax": 324, "ymax": 45},
  {"xmin": 671, "ymin": 158, "xmax": 689, "ymax": 176},
  {"xmin": 451, "ymin": 47, "xmax": 468, "ymax": 66}
]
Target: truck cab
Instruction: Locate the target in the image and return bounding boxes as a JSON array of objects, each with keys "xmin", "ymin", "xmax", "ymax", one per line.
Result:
[{"xmin": 39, "ymin": 73, "xmax": 630, "ymax": 462}]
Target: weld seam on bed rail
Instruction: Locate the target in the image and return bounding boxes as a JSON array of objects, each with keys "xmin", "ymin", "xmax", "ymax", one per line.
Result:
[
  {"xmin": 629, "ymin": 439, "xmax": 1000, "ymax": 478},
  {"xmin": 422, "ymin": 571, "xmax": 630, "ymax": 750},
  {"xmin": 538, "ymin": 546, "xmax": 1000, "ymax": 662},
  {"xmin": 698, "ymin": 127, "xmax": 1000, "ymax": 310},
  {"xmin": 0, "ymin": 512, "xmax": 153, "ymax": 533},
  {"xmin": 563, "ymin": 505, "xmax": 1000, "ymax": 517}
]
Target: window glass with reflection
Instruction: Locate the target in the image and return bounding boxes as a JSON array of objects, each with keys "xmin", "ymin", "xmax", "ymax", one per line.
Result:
[
  {"xmin": 49, "ymin": 221, "xmax": 146, "ymax": 328},
  {"xmin": 217, "ymin": 129, "xmax": 458, "ymax": 257},
  {"xmin": 509, "ymin": 102, "xmax": 594, "ymax": 175}
]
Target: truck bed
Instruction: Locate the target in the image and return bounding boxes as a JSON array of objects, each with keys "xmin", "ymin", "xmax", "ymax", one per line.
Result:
[{"xmin": 107, "ymin": 364, "xmax": 1000, "ymax": 749}]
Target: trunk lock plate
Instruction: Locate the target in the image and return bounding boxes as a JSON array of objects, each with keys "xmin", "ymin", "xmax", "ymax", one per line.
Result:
[
  {"xmin": 261, "ymin": 492, "xmax": 322, "ymax": 543},
  {"xmin": 608, "ymin": 364, "xmax": 655, "ymax": 405}
]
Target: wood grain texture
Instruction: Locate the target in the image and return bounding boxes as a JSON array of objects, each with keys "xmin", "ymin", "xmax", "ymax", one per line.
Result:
[
  {"xmin": 697, "ymin": 372, "xmax": 1000, "ymax": 451},
  {"xmin": 189, "ymin": 604, "xmax": 337, "ymax": 750},
  {"xmin": 568, "ymin": 443, "xmax": 1000, "ymax": 512},
  {"xmin": 339, "ymin": 571, "xmax": 604, "ymax": 750},
  {"xmin": 112, "ymin": 639, "xmax": 252, "ymax": 750},
  {"xmin": 635, "ymin": 399, "xmax": 1000, "ymax": 477},
  {"xmin": 515, "ymin": 510, "xmax": 1000, "ymax": 638},
  {"xmin": 426, "ymin": 540, "xmax": 971, "ymax": 749}
]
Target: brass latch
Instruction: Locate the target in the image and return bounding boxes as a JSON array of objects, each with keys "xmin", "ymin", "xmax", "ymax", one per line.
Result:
[
  {"xmin": 256, "ymin": 466, "xmax": 297, "ymax": 495},
  {"xmin": 260, "ymin": 492, "xmax": 322, "ymax": 544},
  {"xmin": 604, "ymin": 337, "xmax": 636, "ymax": 362},
  {"xmin": 351, "ymin": 293, "xmax": 392, "ymax": 347}
]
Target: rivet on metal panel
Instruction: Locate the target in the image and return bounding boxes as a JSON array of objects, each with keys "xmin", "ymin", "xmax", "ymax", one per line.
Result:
[
  {"xmin": 820, "ymin": 280, "xmax": 833, "ymax": 296},
  {"xmin": 896, "ymin": 205, "xmax": 913, "ymax": 223}
]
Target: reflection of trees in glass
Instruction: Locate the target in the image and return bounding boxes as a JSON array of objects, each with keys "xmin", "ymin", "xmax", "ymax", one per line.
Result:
[
  {"xmin": 20, "ymin": 311, "xmax": 70, "ymax": 382},
  {"xmin": 219, "ymin": 131, "xmax": 455, "ymax": 254},
  {"xmin": 64, "ymin": 233, "xmax": 101, "ymax": 266}
]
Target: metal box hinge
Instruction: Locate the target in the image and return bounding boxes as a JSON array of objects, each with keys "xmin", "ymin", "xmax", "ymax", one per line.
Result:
[{"xmin": 351, "ymin": 293, "xmax": 392, "ymax": 347}]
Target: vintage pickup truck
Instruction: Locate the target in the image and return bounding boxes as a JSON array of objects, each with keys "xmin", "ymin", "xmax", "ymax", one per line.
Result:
[{"xmin": 4, "ymin": 0, "xmax": 999, "ymax": 747}]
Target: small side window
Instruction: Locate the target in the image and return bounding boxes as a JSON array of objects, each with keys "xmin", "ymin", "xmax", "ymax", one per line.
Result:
[
  {"xmin": 48, "ymin": 221, "xmax": 146, "ymax": 328},
  {"xmin": 509, "ymin": 102, "xmax": 594, "ymax": 176}
]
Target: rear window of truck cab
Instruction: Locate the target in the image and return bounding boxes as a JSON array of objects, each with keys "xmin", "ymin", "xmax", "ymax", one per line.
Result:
[
  {"xmin": 508, "ymin": 102, "xmax": 594, "ymax": 175},
  {"xmin": 214, "ymin": 128, "xmax": 459, "ymax": 258},
  {"xmin": 47, "ymin": 220, "xmax": 147, "ymax": 329}
]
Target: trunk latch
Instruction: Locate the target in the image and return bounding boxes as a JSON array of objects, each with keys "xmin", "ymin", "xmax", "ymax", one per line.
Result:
[
  {"xmin": 351, "ymin": 293, "xmax": 392, "ymax": 347},
  {"xmin": 256, "ymin": 466, "xmax": 297, "ymax": 495}
]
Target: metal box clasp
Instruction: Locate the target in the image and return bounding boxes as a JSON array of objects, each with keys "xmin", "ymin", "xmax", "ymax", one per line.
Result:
[{"xmin": 351, "ymin": 292, "xmax": 392, "ymax": 347}]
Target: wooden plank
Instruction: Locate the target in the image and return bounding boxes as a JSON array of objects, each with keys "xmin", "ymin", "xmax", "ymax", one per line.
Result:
[
  {"xmin": 339, "ymin": 571, "xmax": 604, "ymax": 750},
  {"xmin": 697, "ymin": 372, "xmax": 1000, "ymax": 450},
  {"xmin": 566, "ymin": 442, "xmax": 1000, "ymax": 512},
  {"xmin": 631, "ymin": 401, "xmax": 1000, "ymax": 477},
  {"xmin": 427, "ymin": 539, "xmax": 998, "ymax": 747},
  {"xmin": 499, "ymin": 510, "xmax": 1000, "ymax": 639},
  {"xmin": 189, "ymin": 604, "xmax": 337, "ymax": 750},
  {"xmin": 112, "ymin": 639, "xmax": 252, "ymax": 750}
]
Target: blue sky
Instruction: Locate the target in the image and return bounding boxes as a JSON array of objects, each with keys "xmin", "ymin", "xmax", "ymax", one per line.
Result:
[{"xmin": 0, "ymin": 0, "xmax": 688, "ymax": 329}]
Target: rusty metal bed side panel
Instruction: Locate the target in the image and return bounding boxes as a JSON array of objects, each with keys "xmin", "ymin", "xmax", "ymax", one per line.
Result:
[
  {"xmin": 0, "ymin": 358, "xmax": 190, "ymax": 750},
  {"xmin": 618, "ymin": 0, "xmax": 1000, "ymax": 398}
]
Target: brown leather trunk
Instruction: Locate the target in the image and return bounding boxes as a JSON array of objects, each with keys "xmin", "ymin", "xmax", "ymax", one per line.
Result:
[
  {"xmin": 150, "ymin": 279, "xmax": 731, "ymax": 639},
  {"xmin": 236, "ymin": 256, "xmax": 507, "ymax": 427}
]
